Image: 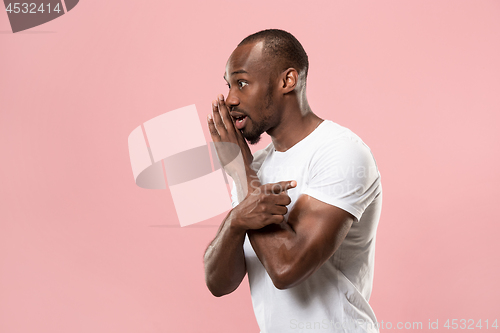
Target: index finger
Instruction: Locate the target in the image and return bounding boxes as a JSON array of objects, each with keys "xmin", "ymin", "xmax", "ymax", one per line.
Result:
[
  {"xmin": 265, "ymin": 180, "xmax": 297, "ymax": 194},
  {"xmin": 217, "ymin": 95, "xmax": 236, "ymax": 132}
]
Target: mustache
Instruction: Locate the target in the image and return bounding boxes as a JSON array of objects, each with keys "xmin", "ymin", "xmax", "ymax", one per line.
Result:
[{"xmin": 230, "ymin": 107, "xmax": 249, "ymax": 117}]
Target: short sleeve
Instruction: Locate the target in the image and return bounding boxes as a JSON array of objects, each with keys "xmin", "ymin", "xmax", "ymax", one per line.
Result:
[{"xmin": 302, "ymin": 137, "xmax": 381, "ymax": 222}]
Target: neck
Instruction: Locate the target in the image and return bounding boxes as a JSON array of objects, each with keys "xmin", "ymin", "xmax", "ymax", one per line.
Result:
[{"xmin": 268, "ymin": 98, "xmax": 323, "ymax": 152}]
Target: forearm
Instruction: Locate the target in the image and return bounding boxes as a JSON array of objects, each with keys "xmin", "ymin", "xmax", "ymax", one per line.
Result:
[
  {"xmin": 204, "ymin": 210, "xmax": 247, "ymax": 297},
  {"xmin": 243, "ymin": 180, "xmax": 311, "ymax": 288},
  {"xmin": 204, "ymin": 161, "xmax": 261, "ymax": 296},
  {"xmin": 231, "ymin": 171, "xmax": 311, "ymax": 289},
  {"xmin": 247, "ymin": 194, "xmax": 354, "ymax": 289},
  {"xmin": 230, "ymin": 164, "xmax": 261, "ymax": 202},
  {"xmin": 247, "ymin": 223, "xmax": 314, "ymax": 289}
]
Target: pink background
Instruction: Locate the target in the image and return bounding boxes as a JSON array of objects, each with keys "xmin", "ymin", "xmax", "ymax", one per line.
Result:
[{"xmin": 1, "ymin": 0, "xmax": 499, "ymax": 332}]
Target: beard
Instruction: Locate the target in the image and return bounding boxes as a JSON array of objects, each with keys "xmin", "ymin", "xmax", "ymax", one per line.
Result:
[
  {"xmin": 241, "ymin": 85, "xmax": 275, "ymax": 145},
  {"xmin": 243, "ymin": 119, "xmax": 266, "ymax": 145}
]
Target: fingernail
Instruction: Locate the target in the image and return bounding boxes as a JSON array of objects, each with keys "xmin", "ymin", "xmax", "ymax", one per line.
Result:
[
  {"xmin": 218, "ymin": 95, "xmax": 224, "ymax": 102},
  {"xmin": 207, "ymin": 114, "xmax": 212, "ymax": 120},
  {"xmin": 291, "ymin": 180, "xmax": 297, "ymax": 187}
]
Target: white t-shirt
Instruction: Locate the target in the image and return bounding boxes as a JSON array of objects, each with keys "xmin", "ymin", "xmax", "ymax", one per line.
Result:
[{"xmin": 230, "ymin": 120, "xmax": 382, "ymax": 333}]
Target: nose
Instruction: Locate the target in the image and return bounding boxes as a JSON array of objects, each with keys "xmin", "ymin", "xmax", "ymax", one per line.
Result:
[{"xmin": 225, "ymin": 89, "xmax": 239, "ymax": 110}]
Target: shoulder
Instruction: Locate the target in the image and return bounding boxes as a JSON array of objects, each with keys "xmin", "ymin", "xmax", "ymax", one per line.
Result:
[
  {"xmin": 303, "ymin": 121, "xmax": 382, "ymax": 220},
  {"xmin": 312, "ymin": 121, "xmax": 377, "ymax": 166},
  {"xmin": 307, "ymin": 121, "xmax": 380, "ymax": 189}
]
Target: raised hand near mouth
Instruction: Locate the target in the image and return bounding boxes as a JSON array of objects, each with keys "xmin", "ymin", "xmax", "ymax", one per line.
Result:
[{"xmin": 207, "ymin": 94, "xmax": 255, "ymax": 195}]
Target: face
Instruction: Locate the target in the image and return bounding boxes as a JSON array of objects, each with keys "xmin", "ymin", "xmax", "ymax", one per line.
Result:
[{"xmin": 224, "ymin": 41, "xmax": 280, "ymax": 145}]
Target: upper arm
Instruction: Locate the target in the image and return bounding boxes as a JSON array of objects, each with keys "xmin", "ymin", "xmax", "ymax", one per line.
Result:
[
  {"xmin": 272, "ymin": 194, "xmax": 354, "ymax": 289},
  {"xmin": 248, "ymin": 134, "xmax": 380, "ymax": 289}
]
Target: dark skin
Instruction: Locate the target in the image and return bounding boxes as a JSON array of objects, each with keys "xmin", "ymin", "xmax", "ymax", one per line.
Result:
[{"xmin": 204, "ymin": 41, "xmax": 354, "ymax": 296}]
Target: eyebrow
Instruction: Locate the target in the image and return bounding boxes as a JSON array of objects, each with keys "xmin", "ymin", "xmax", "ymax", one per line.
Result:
[{"xmin": 223, "ymin": 69, "xmax": 248, "ymax": 81}]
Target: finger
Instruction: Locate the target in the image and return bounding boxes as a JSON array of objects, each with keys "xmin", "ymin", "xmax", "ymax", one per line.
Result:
[
  {"xmin": 207, "ymin": 113, "xmax": 221, "ymax": 142},
  {"xmin": 270, "ymin": 214, "xmax": 285, "ymax": 224},
  {"xmin": 268, "ymin": 203, "xmax": 288, "ymax": 216},
  {"xmin": 266, "ymin": 180, "xmax": 297, "ymax": 194},
  {"xmin": 233, "ymin": 120, "xmax": 253, "ymax": 163},
  {"xmin": 217, "ymin": 95, "xmax": 236, "ymax": 133},
  {"xmin": 215, "ymin": 95, "xmax": 250, "ymax": 153},
  {"xmin": 274, "ymin": 192, "xmax": 292, "ymax": 206},
  {"xmin": 212, "ymin": 99, "xmax": 227, "ymax": 136}
]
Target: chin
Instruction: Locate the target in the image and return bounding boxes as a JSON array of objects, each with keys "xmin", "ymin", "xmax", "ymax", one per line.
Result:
[
  {"xmin": 243, "ymin": 124, "xmax": 265, "ymax": 145},
  {"xmin": 245, "ymin": 132, "xmax": 262, "ymax": 145}
]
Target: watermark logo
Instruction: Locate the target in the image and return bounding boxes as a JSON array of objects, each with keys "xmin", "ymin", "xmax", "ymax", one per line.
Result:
[
  {"xmin": 3, "ymin": 0, "xmax": 79, "ymax": 33},
  {"xmin": 128, "ymin": 105, "xmax": 243, "ymax": 227}
]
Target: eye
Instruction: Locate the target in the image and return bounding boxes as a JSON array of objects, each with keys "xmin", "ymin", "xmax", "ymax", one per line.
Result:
[{"xmin": 238, "ymin": 81, "xmax": 248, "ymax": 89}]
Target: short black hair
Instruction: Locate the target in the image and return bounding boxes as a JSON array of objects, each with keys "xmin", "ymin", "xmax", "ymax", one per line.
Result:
[{"xmin": 238, "ymin": 29, "xmax": 309, "ymax": 78}]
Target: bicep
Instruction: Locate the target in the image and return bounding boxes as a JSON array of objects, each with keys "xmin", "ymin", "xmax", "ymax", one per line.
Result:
[
  {"xmin": 246, "ymin": 193, "xmax": 354, "ymax": 289},
  {"xmin": 287, "ymin": 194, "xmax": 354, "ymax": 273}
]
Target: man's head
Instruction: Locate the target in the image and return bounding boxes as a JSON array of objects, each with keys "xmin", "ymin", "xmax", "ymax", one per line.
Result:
[
  {"xmin": 224, "ymin": 29, "xmax": 309, "ymax": 145},
  {"xmin": 238, "ymin": 29, "xmax": 309, "ymax": 81}
]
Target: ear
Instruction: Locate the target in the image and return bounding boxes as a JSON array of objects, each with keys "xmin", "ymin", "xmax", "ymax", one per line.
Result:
[{"xmin": 280, "ymin": 68, "xmax": 298, "ymax": 94}]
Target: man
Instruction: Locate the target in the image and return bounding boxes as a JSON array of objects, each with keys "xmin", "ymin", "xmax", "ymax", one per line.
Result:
[{"xmin": 204, "ymin": 29, "xmax": 382, "ymax": 333}]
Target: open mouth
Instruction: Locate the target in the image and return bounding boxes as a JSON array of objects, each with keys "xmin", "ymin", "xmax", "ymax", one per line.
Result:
[{"xmin": 234, "ymin": 115, "xmax": 248, "ymax": 129}]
